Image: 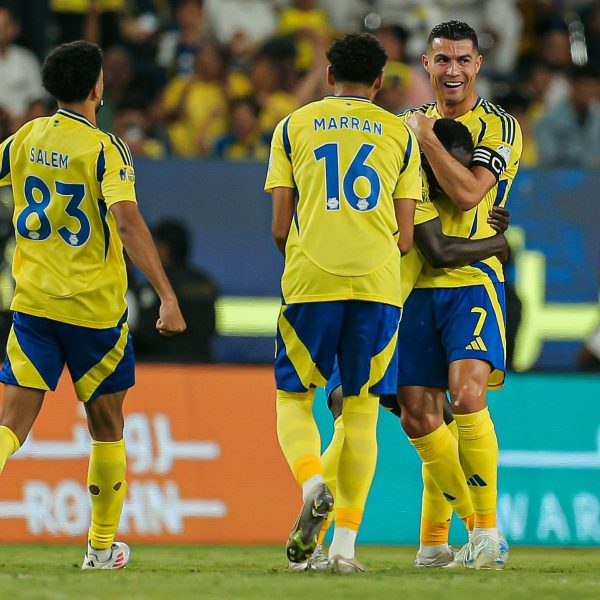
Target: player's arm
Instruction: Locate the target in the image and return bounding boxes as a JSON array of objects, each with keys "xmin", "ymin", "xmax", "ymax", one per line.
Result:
[
  {"xmin": 394, "ymin": 126, "xmax": 421, "ymax": 255},
  {"xmin": 265, "ymin": 117, "xmax": 295, "ymax": 255},
  {"xmin": 111, "ymin": 202, "xmax": 186, "ymax": 336},
  {"xmin": 0, "ymin": 134, "xmax": 15, "ymax": 187},
  {"xmin": 271, "ymin": 186, "xmax": 295, "ymax": 256},
  {"xmin": 415, "ymin": 206, "xmax": 509, "ymax": 268},
  {"xmin": 394, "ymin": 198, "xmax": 416, "ymax": 255},
  {"xmin": 407, "ymin": 113, "xmax": 496, "ymax": 211},
  {"xmin": 100, "ymin": 138, "xmax": 185, "ymax": 336}
]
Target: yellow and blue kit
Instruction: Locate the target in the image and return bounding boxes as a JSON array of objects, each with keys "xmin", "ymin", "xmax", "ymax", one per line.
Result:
[
  {"xmin": 0, "ymin": 108, "xmax": 137, "ymax": 400},
  {"xmin": 397, "ymin": 98, "xmax": 523, "ymax": 389},
  {"xmin": 265, "ymin": 95, "xmax": 422, "ymax": 396}
]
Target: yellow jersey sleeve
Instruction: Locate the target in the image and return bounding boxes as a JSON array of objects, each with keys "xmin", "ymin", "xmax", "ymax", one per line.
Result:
[
  {"xmin": 0, "ymin": 134, "xmax": 15, "ymax": 187},
  {"xmin": 393, "ymin": 126, "xmax": 421, "ymax": 200},
  {"xmin": 101, "ymin": 135, "xmax": 137, "ymax": 208},
  {"xmin": 473, "ymin": 109, "xmax": 523, "ymax": 182},
  {"xmin": 264, "ymin": 117, "xmax": 294, "ymax": 191}
]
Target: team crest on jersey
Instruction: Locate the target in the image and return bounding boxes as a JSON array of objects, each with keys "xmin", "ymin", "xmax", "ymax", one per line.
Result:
[
  {"xmin": 496, "ymin": 144, "xmax": 511, "ymax": 165},
  {"xmin": 119, "ymin": 166, "xmax": 135, "ymax": 182}
]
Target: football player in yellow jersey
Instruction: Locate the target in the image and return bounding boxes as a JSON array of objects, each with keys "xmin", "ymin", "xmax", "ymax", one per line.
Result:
[
  {"xmin": 265, "ymin": 33, "xmax": 421, "ymax": 573},
  {"xmin": 0, "ymin": 41, "xmax": 186, "ymax": 569},
  {"xmin": 301, "ymin": 119, "xmax": 510, "ymax": 572},
  {"xmin": 398, "ymin": 20, "xmax": 523, "ymax": 569}
]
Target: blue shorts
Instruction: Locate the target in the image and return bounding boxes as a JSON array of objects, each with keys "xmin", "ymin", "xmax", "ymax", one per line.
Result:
[
  {"xmin": 325, "ymin": 362, "xmax": 401, "ymax": 417},
  {"xmin": 397, "ymin": 284, "xmax": 506, "ymax": 390},
  {"xmin": 275, "ymin": 300, "xmax": 400, "ymax": 397},
  {"xmin": 0, "ymin": 311, "xmax": 135, "ymax": 402}
]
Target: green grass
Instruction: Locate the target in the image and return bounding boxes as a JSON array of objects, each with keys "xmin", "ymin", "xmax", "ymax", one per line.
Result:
[{"xmin": 1, "ymin": 545, "xmax": 599, "ymax": 600}]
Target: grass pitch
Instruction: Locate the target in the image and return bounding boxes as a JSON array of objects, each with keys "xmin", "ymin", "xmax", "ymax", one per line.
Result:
[{"xmin": 1, "ymin": 545, "xmax": 599, "ymax": 600}]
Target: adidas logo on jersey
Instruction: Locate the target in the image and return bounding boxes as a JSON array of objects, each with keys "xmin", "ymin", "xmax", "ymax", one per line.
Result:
[{"xmin": 466, "ymin": 337, "xmax": 487, "ymax": 351}]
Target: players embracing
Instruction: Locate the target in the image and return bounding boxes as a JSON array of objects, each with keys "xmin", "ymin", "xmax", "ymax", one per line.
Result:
[{"xmin": 398, "ymin": 20, "xmax": 523, "ymax": 569}]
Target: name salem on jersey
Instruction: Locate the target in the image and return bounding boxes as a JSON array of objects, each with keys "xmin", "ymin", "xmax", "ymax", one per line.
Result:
[
  {"xmin": 314, "ymin": 116, "xmax": 383, "ymax": 136},
  {"xmin": 29, "ymin": 147, "xmax": 69, "ymax": 169}
]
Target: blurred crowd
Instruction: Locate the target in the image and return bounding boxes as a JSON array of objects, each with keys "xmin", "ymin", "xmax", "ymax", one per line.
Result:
[{"xmin": 2, "ymin": 0, "xmax": 600, "ymax": 166}]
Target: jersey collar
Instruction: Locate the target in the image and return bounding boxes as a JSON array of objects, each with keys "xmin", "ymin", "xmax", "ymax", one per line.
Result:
[
  {"xmin": 323, "ymin": 95, "xmax": 372, "ymax": 103},
  {"xmin": 431, "ymin": 96, "xmax": 482, "ymax": 119},
  {"xmin": 56, "ymin": 107, "xmax": 97, "ymax": 129}
]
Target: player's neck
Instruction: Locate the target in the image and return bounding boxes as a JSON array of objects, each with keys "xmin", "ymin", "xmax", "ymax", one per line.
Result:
[
  {"xmin": 332, "ymin": 83, "xmax": 375, "ymax": 101},
  {"xmin": 436, "ymin": 93, "xmax": 478, "ymax": 120},
  {"xmin": 58, "ymin": 102, "xmax": 98, "ymax": 126}
]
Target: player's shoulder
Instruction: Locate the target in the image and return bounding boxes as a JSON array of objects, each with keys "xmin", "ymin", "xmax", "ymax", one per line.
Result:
[
  {"xmin": 98, "ymin": 129, "xmax": 134, "ymax": 166},
  {"xmin": 474, "ymin": 98, "xmax": 521, "ymax": 144}
]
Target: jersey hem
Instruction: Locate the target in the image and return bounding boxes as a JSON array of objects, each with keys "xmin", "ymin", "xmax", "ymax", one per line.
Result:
[
  {"xmin": 10, "ymin": 304, "xmax": 123, "ymax": 329},
  {"xmin": 281, "ymin": 293, "xmax": 402, "ymax": 307}
]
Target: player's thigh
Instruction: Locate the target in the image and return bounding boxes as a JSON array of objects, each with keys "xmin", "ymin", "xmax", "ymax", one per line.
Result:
[
  {"xmin": 0, "ymin": 312, "xmax": 65, "ymax": 395},
  {"xmin": 397, "ymin": 289, "xmax": 448, "ymax": 388},
  {"xmin": 57, "ymin": 313, "xmax": 135, "ymax": 403},
  {"xmin": 275, "ymin": 302, "xmax": 345, "ymax": 392},
  {"xmin": 337, "ymin": 301, "xmax": 401, "ymax": 397},
  {"xmin": 436, "ymin": 283, "xmax": 506, "ymax": 391}
]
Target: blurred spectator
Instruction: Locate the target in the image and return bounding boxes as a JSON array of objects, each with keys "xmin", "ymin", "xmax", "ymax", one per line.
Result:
[
  {"xmin": 318, "ymin": 0, "xmax": 368, "ymax": 33},
  {"xmin": 579, "ymin": 0, "xmax": 600, "ymax": 70},
  {"xmin": 0, "ymin": 7, "xmax": 45, "ymax": 130},
  {"xmin": 376, "ymin": 24, "xmax": 433, "ymax": 110},
  {"xmin": 278, "ymin": 0, "xmax": 330, "ymax": 72},
  {"xmin": 130, "ymin": 219, "xmax": 218, "ymax": 363},
  {"xmin": 158, "ymin": 41, "xmax": 227, "ymax": 157},
  {"xmin": 205, "ymin": 0, "xmax": 277, "ymax": 60},
  {"xmin": 157, "ymin": 0, "xmax": 210, "ymax": 78},
  {"xmin": 214, "ymin": 96, "xmax": 271, "ymax": 160},
  {"xmin": 113, "ymin": 105, "xmax": 167, "ymax": 159},
  {"xmin": 534, "ymin": 65, "xmax": 600, "ymax": 168},
  {"xmin": 96, "ymin": 45, "xmax": 147, "ymax": 131},
  {"xmin": 498, "ymin": 91, "xmax": 539, "ymax": 167},
  {"xmin": 539, "ymin": 27, "xmax": 573, "ymax": 75},
  {"xmin": 50, "ymin": 0, "xmax": 123, "ymax": 48}
]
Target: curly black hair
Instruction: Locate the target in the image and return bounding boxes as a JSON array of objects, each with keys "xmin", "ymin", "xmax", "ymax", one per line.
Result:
[
  {"xmin": 41, "ymin": 41, "xmax": 103, "ymax": 103},
  {"xmin": 326, "ymin": 33, "xmax": 387, "ymax": 87},
  {"xmin": 428, "ymin": 20, "xmax": 479, "ymax": 52}
]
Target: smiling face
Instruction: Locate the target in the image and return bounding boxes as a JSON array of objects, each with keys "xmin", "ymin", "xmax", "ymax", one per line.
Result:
[{"xmin": 423, "ymin": 37, "xmax": 481, "ymax": 115}]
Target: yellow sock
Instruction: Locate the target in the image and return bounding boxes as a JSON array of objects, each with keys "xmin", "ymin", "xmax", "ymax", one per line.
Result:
[
  {"xmin": 319, "ymin": 416, "xmax": 344, "ymax": 540},
  {"xmin": 276, "ymin": 389, "xmax": 323, "ymax": 485},
  {"xmin": 410, "ymin": 423, "xmax": 474, "ymax": 520},
  {"xmin": 334, "ymin": 394, "xmax": 379, "ymax": 527},
  {"xmin": 419, "ymin": 421, "xmax": 459, "ymax": 545},
  {"xmin": 88, "ymin": 439, "xmax": 127, "ymax": 550},
  {"xmin": 454, "ymin": 408, "xmax": 498, "ymax": 528},
  {"xmin": 0, "ymin": 425, "xmax": 20, "ymax": 473}
]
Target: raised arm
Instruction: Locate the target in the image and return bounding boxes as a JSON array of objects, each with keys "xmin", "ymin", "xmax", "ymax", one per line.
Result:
[{"xmin": 407, "ymin": 113, "xmax": 496, "ymax": 211}]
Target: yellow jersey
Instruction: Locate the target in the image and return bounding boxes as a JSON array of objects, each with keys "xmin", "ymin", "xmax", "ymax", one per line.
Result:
[
  {"xmin": 265, "ymin": 95, "xmax": 421, "ymax": 308},
  {"xmin": 400, "ymin": 98, "xmax": 522, "ymax": 288},
  {"xmin": 400, "ymin": 173, "xmax": 439, "ymax": 302},
  {"xmin": 0, "ymin": 108, "xmax": 137, "ymax": 328}
]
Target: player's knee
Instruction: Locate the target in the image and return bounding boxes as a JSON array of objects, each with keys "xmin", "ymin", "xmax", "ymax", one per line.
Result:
[
  {"xmin": 399, "ymin": 404, "xmax": 442, "ymax": 439},
  {"xmin": 449, "ymin": 381, "xmax": 487, "ymax": 414}
]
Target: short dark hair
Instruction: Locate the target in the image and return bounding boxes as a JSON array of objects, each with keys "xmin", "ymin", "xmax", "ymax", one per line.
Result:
[
  {"xmin": 326, "ymin": 33, "xmax": 387, "ymax": 86},
  {"xmin": 42, "ymin": 41, "xmax": 103, "ymax": 103},
  {"xmin": 432, "ymin": 118, "xmax": 474, "ymax": 163},
  {"xmin": 428, "ymin": 20, "xmax": 479, "ymax": 52},
  {"xmin": 423, "ymin": 118, "xmax": 474, "ymax": 196}
]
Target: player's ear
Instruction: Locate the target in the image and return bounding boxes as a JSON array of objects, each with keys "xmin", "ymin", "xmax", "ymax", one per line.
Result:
[
  {"xmin": 422, "ymin": 54, "xmax": 429, "ymax": 73},
  {"xmin": 475, "ymin": 55, "xmax": 482, "ymax": 73},
  {"xmin": 326, "ymin": 65, "xmax": 335, "ymax": 87},
  {"xmin": 374, "ymin": 70, "xmax": 384, "ymax": 92}
]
